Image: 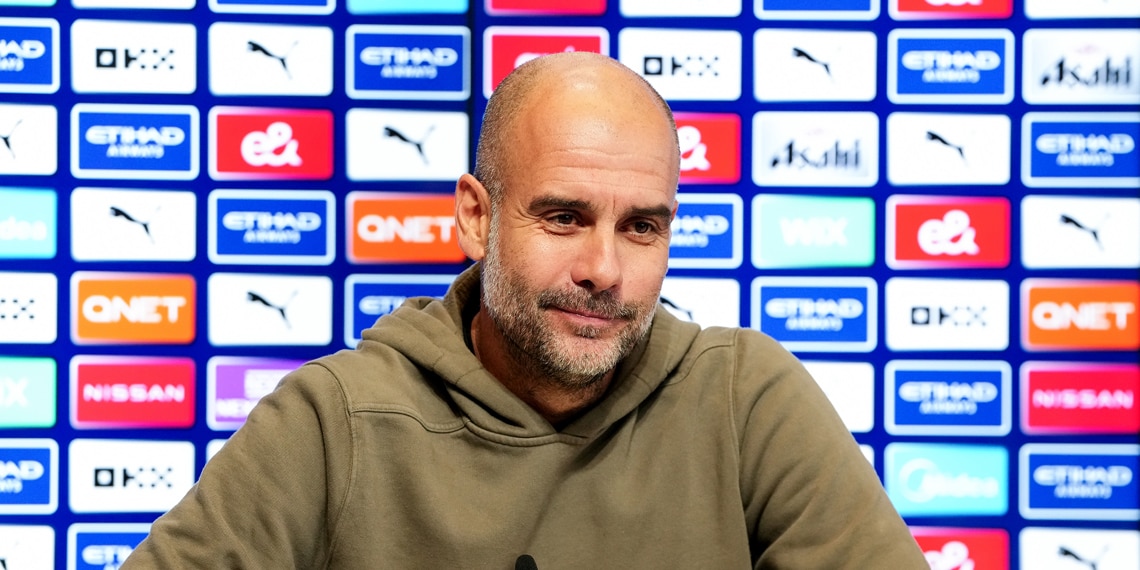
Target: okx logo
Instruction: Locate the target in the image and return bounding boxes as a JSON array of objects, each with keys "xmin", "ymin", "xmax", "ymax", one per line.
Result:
[
  {"xmin": 675, "ymin": 113, "xmax": 740, "ymax": 185},
  {"xmin": 1022, "ymin": 279, "xmax": 1139, "ymax": 351},
  {"xmin": 1021, "ymin": 362, "xmax": 1139, "ymax": 435},
  {"xmin": 885, "ymin": 360, "xmax": 1011, "ymax": 436},
  {"xmin": 347, "ymin": 192, "xmax": 465, "ymax": 264},
  {"xmin": 619, "ymin": 28, "xmax": 742, "ymax": 101},
  {"xmin": 886, "ymin": 443, "xmax": 1008, "ymax": 517},
  {"xmin": 1023, "ymin": 29, "xmax": 1139, "ymax": 105},
  {"xmin": 887, "ymin": 195, "xmax": 1009, "ymax": 269},
  {"xmin": 752, "ymin": 111, "xmax": 879, "ymax": 187},
  {"xmin": 70, "ymin": 356, "xmax": 195, "ymax": 429},
  {"xmin": 910, "ymin": 528, "xmax": 1008, "ymax": 570},
  {"xmin": 890, "ymin": 0, "xmax": 1012, "ymax": 20},
  {"xmin": 207, "ymin": 272, "xmax": 332, "ymax": 346},
  {"xmin": 669, "ymin": 193, "xmax": 742, "ymax": 269},
  {"xmin": 888, "ymin": 29, "xmax": 1014, "ymax": 104},
  {"xmin": 68, "ymin": 523, "xmax": 151, "ymax": 570},
  {"xmin": 0, "ymin": 272, "xmax": 57, "ymax": 344},
  {"xmin": 345, "ymin": 274, "xmax": 454, "ymax": 347},
  {"xmin": 1021, "ymin": 112, "xmax": 1139, "ymax": 189},
  {"xmin": 0, "ymin": 18, "xmax": 59, "ymax": 93},
  {"xmin": 207, "ymin": 356, "xmax": 304, "ymax": 430},
  {"xmin": 70, "ymin": 272, "xmax": 196, "ymax": 345},
  {"xmin": 885, "ymin": 277, "xmax": 1009, "ymax": 351},
  {"xmin": 208, "ymin": 189, "xmax": 335, "ymax": 265},
  {"xmin": 347, "ymin": 25, "xmax": 469, "ymax": 100},
  {"xmin": 70, "ymin": 20, "xmax": 196, "ymax": 94},
  {"xmin": 751, "ymin": 277, "xmax": 877, "ymax": 352},
  {"xmin": 484, "ymin": 26, "xmax": 607, "ymax": 97},
  {"xmin": 1020, "ymin": 444, "xmax": 1139, "ymax": 521},
  {"xmin": 210, "ymin": 107, "xmax": 332, "ymax": 180},
  {"xmin": 68, "ymin": 439, "xmax": 194, "ymax": 513},
  {"xmin": 71, "ymin": 104, "xmax": 199, "ymax": 180},
  {"xmin": 0, "ymin": 438, "xmax": 57, "ymax": 514},
  {"xmin": 752, "ymin": 194, "xmax": 875, "ymax": 269}
]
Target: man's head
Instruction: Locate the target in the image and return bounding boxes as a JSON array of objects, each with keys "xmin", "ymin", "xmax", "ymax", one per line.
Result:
[{"xmin": 456, "ymin": 52, "xmax": 680, "ymax": 389}]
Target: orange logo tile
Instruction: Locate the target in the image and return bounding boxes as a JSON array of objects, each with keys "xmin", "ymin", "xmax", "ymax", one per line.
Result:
[
  {"xmin": 72, "ymin": 272, "xmax": 196, "ymax": 345},
  {"xmin": 1023, "ymin": 279, "xmax": 1139, "ymax": 351},
  {"xmin": 348, "ymin": 193, "xmax": 466, "ymax": 264}
]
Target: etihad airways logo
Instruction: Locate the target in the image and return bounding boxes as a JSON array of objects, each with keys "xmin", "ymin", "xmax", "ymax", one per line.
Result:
[
  {"xmin": 886, "ymin": 360, "xmax": 1011, "ymax": 436},
  {"xmin": 347, "ymin": 25, "xmax": 469, "ymax": 100},
  {"xmin": 345, "ymin": 274, "xmax": 454, "ymax": 347},
  {"xmin": 752, "ymin": 194, "xmax": 875, "ymax": 269},
  {"xmin": 0, "ymin": 187, "xmax": 55, "ymax": 259},
  {"xmin": 0, "ymin": 18, "xmax": 59, "ymax": 93},
  {"xmin": 619, "ymin": 28, "xmax": 743, "ymax": 101},
  {"xmin": 1021, "ymin": 113, "xmax": 1140, "ymax": 188},
  {"xmin": 71, "ymin": 104, "xmax": 199, "ymax": 180},
  {"xmin": 1021, "ymin": 195, "xmax": 1140, "ymax": 269},
  {"xmin": 345, "ymin": 108, "xmax": 469, "ymax": 182},
  {"xmin": 886, "ymin": 443, "xmax": 1008, "ymax": 516},
  {"xmin": 669, "ymin": 193, "xmax": 742, "ymax": 269},
  {"xmin": 207, "ymin": 273, "xmax": 332, "ymax": 346},
  {"xmin": 751, "ymin": 277, "xmax": 877, "ymax": 352},
  {"xmin": 70, "ymin": 356, "xmax": 195, "ymax": 429},
  {"xmin": 755, "ymin": 0, "xmax": 880, "ymax": 20},
  {"xmin": 886, "ymin": 113, "xmax": 1011, "ymax": 186},
  {"xmin": 1022, "ymin": 362, "xmax": 1139, "ymax": 435},
  {"xmin": 347, "ymin": 192, "xmax": 465, "ymax": 264},
  {"xmin": 208, "ymin": 356, "xmax": 302, "ymax": 430},
  {"xmin": 890, "ymin": 0, "xmax": 1012, "ymax": 20},
  {"xmin": 753, "ymin": 29, "xmax": 877, "ymax": 102},
  {"xmin": 209, "ymin": 107, "xmax": 333, "ymax": 181},
  {"xmin": 484, "ymin": 26, "xmax": 607, "ymax": 97},
  {"xmin": 208, "ymin": 189, "xmax": 335, "ymax": 265},
  {"xmin": 911, "ymin": 528, "xmax": 1009, "ymax": 570},
  {"xmin": 675, "ymin": 113, "xmax": 740, "ymax": 185},
  {"xmin": 70, "ymin": 272, "xmax": 196, "ymax": 345},
  {"xmin": 1020, "ymin": 444, "xmax": 1139, "ymax": 521},
  {"xmin": 0, "ymin": 439, "xmax": 57, "ymax": 514},
  {"xmin": 1022, "ymin": 279, "xmax": 1139, "ymax": 352},
  {"xmin": 0, "ymin": 272, "xmax": 57, "ymax": 344},
  {"xmin": 207, "ymin": 22, "xmax": 333, "ymax": 97},
  {"xmin": 887, "ymin": 195, "xmax": 1009, "ymax": 269},
  {"xmin": 752, "ymin": 112, "xmax": 879, "ymax": 188},
  {"xmin": 0, "ymin": 103, "xmax": 57, "ymax": 176},
  {"xmin": 70, "ymin": 187, "xmax": 197, "ymax": 262},
  {"xmin": 887, "ymin": 29, "xmax": 1013, "ymax": 104},
  {"xmin": 1023, "ymin": 29, "xmax": 1139, "ymax": 105},
  {"xmin": 70, "ymin": 19, "xmax": 196, "ymax": 94},
  {"xmin": 68, "ymin": 523, "xmax": 151, "ymax": 570}
]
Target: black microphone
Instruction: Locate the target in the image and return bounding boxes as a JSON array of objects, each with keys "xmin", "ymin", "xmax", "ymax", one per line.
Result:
[{"xmin": 515, "ymin": 554, "xmax": 538, "ymax": 570}]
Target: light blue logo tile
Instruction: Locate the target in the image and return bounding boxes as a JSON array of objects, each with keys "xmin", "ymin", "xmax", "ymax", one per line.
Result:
[
  {"xmin": 886, "ymin": 443, "xmax": 1008, "ymax": 517},
  {"xmin": 348, "ymin": 0, "xmax": 466, "ymax": 13},
  {"xmin": 0, "ymin": 188, "xmax": 55, "ymax": 259}
]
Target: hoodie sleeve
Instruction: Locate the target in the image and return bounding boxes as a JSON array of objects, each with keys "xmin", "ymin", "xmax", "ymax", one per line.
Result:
[
  {"xmin": 730, "ymin": 330, "xmax": 928, "ymax": 569},
  {"xmin": 121, "ymin": 362, "xmax": 353, "ymax": 569}
]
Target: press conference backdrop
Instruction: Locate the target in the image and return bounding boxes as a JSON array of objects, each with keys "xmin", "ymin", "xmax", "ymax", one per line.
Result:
[{"xmin": 1, "ymin": 0, "xmax": 1138, "ymax": 567}]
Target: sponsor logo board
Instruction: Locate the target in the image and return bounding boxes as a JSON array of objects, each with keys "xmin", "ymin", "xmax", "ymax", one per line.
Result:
[
  {"xmin": 209, "ymin": 0, "xmax": 335, "ymax": 14},
  {"xmin": 0, "ymin": 438, "xmax": 58, "ymax": 514},
  {"xmin": 71, "ymin": 104, "xmax": 199, "ymax": 180},
  {"xmin": 0, "ymin": 525, "xmax": 54, "ymax": 570},
  {"xmin": 885, "ymin": 278, "xmax": 1010, "ymax": 351},
  {"xmin": 70, "ymin": 272, "xmax": 195, "ymax": 345},
  {"xmin": 801, "ymin": 361, "xmax": 874, "ymax": 433},
  {"xmin": 1021, "ymin": 362, "xmax": 1139, "ymax": 435},
  {"xmin": 1023, "ymin": 29, "xmax": 1140, "ymax": 105},
  {"xmin": 1021, "ymin": 195, "xmax": 1140, "ymax": 269},
  {"xmin": 669, "ymin": 193, "xmax": 742, "ymax": 269},
  {"xmin": 68, "ymin": 439, "xmax": 195, "ymax": 513},
  {"xmin": 347, "ymin": 25, "xmax": 469, "ymax": 100},
  {"xmin": 910, "ymin": 528, "xmax": 1008, "ymax": 570},
  {"xmin": 0, "ymin": 272, "xmax": 57, "ymax": 344},
  {"xmin": 207, "ymin": 272, "xmax": 332, "ymax": 346},
  {"xmin": 1020, "ymin": 444, "xmax": 1139, "ymax": 521},
  {"xmin": 347, "ymin": 192, "xmax": 465, "ymax": 264},
  {"xmin": 210, "ymin": 106, "xmax": 332, "ymax": 181},
  {"xmin": 754, "ymin": 29, "xmax": 876, "ymax": 102},
  {"xmin": 345, "ymin": 274, "xmax": 455, "ymax": 347},
  {"xmin": 0, "ymin": 17, "xmax": 59, "ymax": 93},
  {"xmin": 345, "ymin": 108, "xmax": 468, "ymax": 181},
  {"xmin": 888, "ymin": 28, "xmax": 1014, "ymax": 104},
  {"xmin": 675, "ymin": 112, "xmax": 740, "ymax": 185},
  {"xmin": 886, "ymin": 195, "xmax": 1010, "ymax": 269},
  {"xmin": 70, "ymin": 19, "xmax": 196, "ymax": 94},
  {"xmin": 885, "ymin": 360, "xmax": 1011, "ymax": 436},
  {"xmin": 0, "ymin": 187, "xmax": 56, "ymax": 259},
  {"xmin": 70, "ymin": 355, "xmax": 195, "ymax": 429},
  {"xmin": 1020, "ymin": 527, "xmax": 1140, "ymax": 570},
  {"xmin": 755, "ymin": 0, "xmax": 880, "ymax": 20},
  {"xmin": 886, "ymin": 113, "xmax": 1011, "ymax": 185},
  {"xmin": 208, "ymin": 22, "xmax": 333, "ymax": 97},
  {"xmin": 68, "ymin": 523, "xmax": 151, "ymax": 570},
  {"xmin": 890, "ymin": 0, "xmax": 1012, "ymax": 20},
  {"xmin": 752, "ymin": 194, "xmax": 874, "ymax": 269},
  {"xmin": 618, "ymin": 28, "xmax": 742, "ymax": 101},
  {"xmin": 1022, "ymin": 279, "xmax": 1139, "ymax": 352},
  {"xmin": 659, "ymin": 277, "xmax": 741, "ymax": 329},
  {"xmin": 208, "ymin": 189, "xmax": 334, "ymax": 265},
  {"xmin": 70, "ymin": 187, "xmax": 196, "ymax": 262},
  {"xmin": 484, "ymin": 26, "xmax": 608, "ymax": 97},
  {"xmin": 1021, "ymin": 112, "xmax": 1140, "ymax": 188},
  {"xmin": 751, "ymin": 277, "xmax": 877, "ymax": 352},
  {"xmin": 0, "ymin": 103, "xmax": 57, "ymax": 176},
  {"xmin": 207, "ymin": 356, "xmax": 304, "ymax": 430},
  {"xmin": 885, "ymin": 443, "xmax": 1008, "ymax": 516},
  {"xmin": 0, "ymin": 357, "xmax": 55, "ymax": 429},
  {"xmin": 753, "ymin": 111, "xmax": 879, "ymax": 187}
]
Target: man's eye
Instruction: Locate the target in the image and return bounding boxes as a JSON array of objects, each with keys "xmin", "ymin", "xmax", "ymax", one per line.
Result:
[
  {"xmin": 552, "ymin": 214, "xmax": 576, "ymax": 225},
  {"xmin": 632, "ymin": 221, "xmax": 654, "ymax": 234}
]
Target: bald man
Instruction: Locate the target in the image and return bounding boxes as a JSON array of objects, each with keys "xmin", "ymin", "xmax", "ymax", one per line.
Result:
[{"xmin": 123, "ymin": 53, "xmax": 926, "ymax": 569}]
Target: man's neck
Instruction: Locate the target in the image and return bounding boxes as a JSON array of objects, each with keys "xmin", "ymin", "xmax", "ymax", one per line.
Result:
[{"xmin": 470, "ymin": 309, "xmax": 614, "ymax": 427}]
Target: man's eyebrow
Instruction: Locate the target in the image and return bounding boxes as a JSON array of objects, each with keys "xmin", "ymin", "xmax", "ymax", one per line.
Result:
[
  {"xmin": 626, "ymin": 204, "xmax": 674, "ymax": 222},
  {"xmin": 528, "ymin": 196, "xmax": 593, "ymax": 213}
]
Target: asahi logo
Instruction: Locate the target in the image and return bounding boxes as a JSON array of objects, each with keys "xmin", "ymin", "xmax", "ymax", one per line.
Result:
[
  {"xmin": 753, "ymin": 112, "xmax": 878, "ymax": 187},
  {"xmin": 1023, "ymin": 29, "xmax": 1140, "ymax": 105}
]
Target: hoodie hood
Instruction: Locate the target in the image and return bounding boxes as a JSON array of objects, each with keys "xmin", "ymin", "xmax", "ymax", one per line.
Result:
[{"xmin": 360, "ymin": 264, "xmax": 702, "ymax": 444}]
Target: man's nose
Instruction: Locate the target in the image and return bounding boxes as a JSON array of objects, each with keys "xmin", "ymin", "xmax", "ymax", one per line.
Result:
[{"xmin": 570, "ymin": 228, "xmax": 622, "ymax": 293}]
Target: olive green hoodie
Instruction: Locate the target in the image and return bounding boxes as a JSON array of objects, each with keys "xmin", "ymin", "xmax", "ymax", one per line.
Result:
[{"xmin": 124, "ymin": 265, "xmax": 926, "ymax": 569}]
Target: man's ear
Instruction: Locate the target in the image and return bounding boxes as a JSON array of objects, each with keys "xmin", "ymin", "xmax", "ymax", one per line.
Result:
[{"xmin": 455, "ymin": 173, "xmax": 492, "ymax": 262}]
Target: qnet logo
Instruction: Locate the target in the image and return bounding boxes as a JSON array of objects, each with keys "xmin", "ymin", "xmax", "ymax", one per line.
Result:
[
  {"xmin": 347, "ymin": 192, "xmax": 465, "ymax": 264},
  {"xmin": 890, "ymin": 0, "xmax": 1012, "ymax": 20},
  {"xmin": 675, "ymin": 113, "xmax": 740, "ymax": 185},
  {"xmin": 487, "ymin": 0, "xmax": 605, "ymax": 15},
  {"xmin": 70, "ymin": 356, "xmax": 195, "ymax": 429},
  {"xmin": 1022, "ymin": 279, "xmax": 1139, "ymax": 352},
  {"xmin": 1022, "ymin": 362, "xmax": 1139, "ymax": 435},
  {"xmin": 70, "ymin": 272, "xmax": 196, "ymax": 345},
  {"xmin": 484, "ymin": 26, "xmax": 607, "ymax": 97},
  {"xmin": 910, "ymin": 528, "xmax": 1008, "ymax": 570},
  {"xmin": 209, "ymin": 107, "xmax": 332, "ymax": 181},
  {"xmin": 887, "ymin": 195, "xmax": 1009, "ymax": 269}
]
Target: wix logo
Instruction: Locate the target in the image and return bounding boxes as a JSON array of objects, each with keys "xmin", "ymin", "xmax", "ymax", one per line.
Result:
[
  {"xmin": 1021, "ymin": 195, "xmax": 1140, "ymax": 269},
  {"xmin": 208, "ymin": 22, "xmax": 332, "ymax": 97},
  {"xmin": 70, "ymin": 20, "xmax": 196, "ymax": 94},
  {"xmin": 752, "ymin": 112, "xmax": 879, "ymax": 187},
  {"xmin": 208, "ymin": 273, "xmax": 332, "ymax": 346},
  {"xmin": 618, "ymin": 28, "xmax": 742, "ymax": 101},
  {"xmin": 1023, "ymin": 29, "xmax": 1139, "ymax": 105},
  {"xmin": 70, "ymin": 188, "xmax": 196, "ymax": 262},
  {"xmin": 887, "ymin": 112, "xmax": 1010, "ymax": 186},
  {"xmin": 0, "ymin": 104, "xmax": 56, "ymax": 176},
  {"xmin": 346, "ymin": 108, "xmax": 468, "ymax": 181},
  {"xmin": 885, "ymin": 277, "xmax": 1010, "ymax": 351},
  {"xmin": 753, "ymin": 29, "xmax": 876, "ymax": 102}
]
